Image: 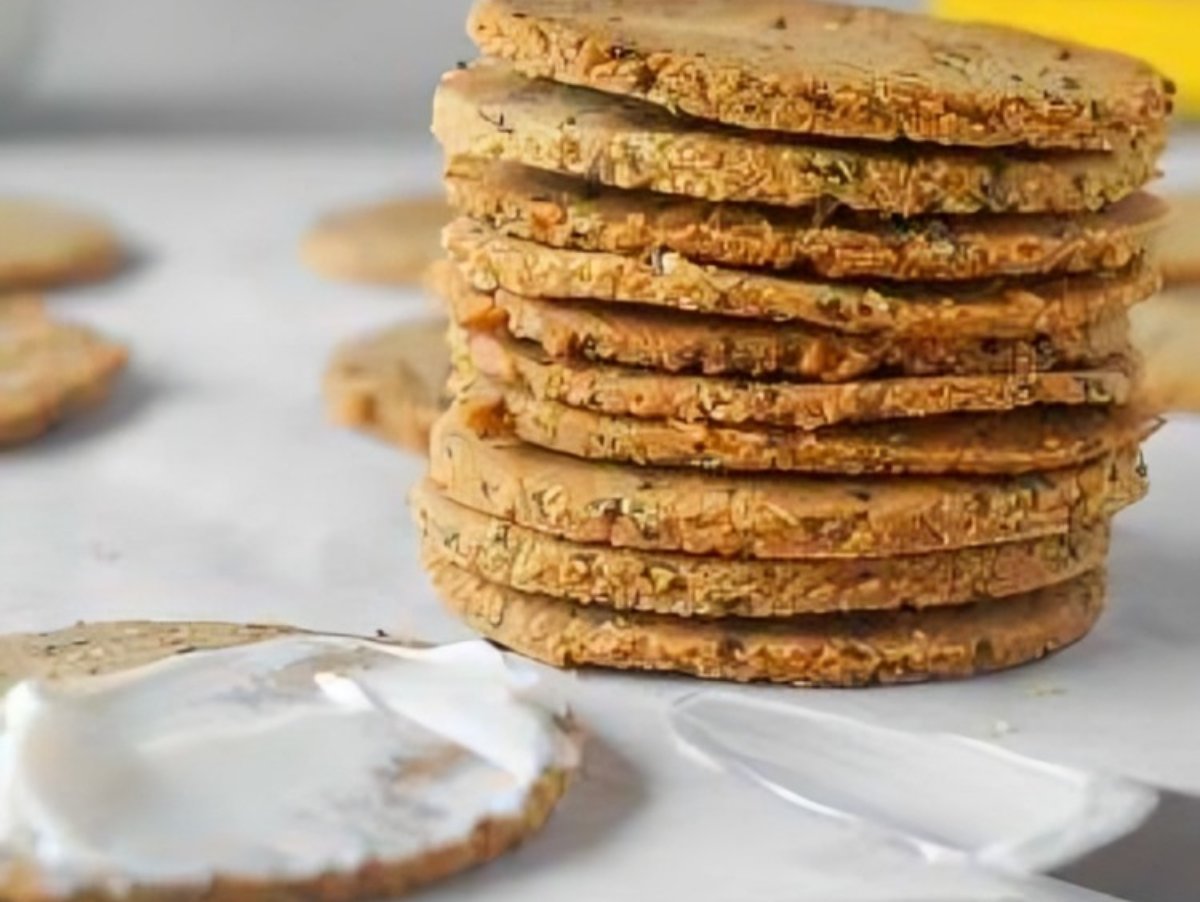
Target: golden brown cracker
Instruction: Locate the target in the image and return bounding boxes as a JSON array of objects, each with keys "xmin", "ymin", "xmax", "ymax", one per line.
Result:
[
  {"xmin": 445, "ymin": 218, "xmax": 1158, "ymax": 338},
  {"xmin": 1156, "ymin": 193, "xmax": 1200, "ymax": 287},
  {"xmin": 433, "ymin": 64, "xmax": 1161, "ymax": 215},
  {"xmin": 497, "ymin": 386, "xmax": 1146, "ymax": 476},
  {"xmin": 1132, "ymin": 289, "xmax": 1200, "ymax": 413},
  {"xmin": 429, "ymin": 396, "xmax": 1149, "ymax": 559},
  {"xmin": 0, "ymin": 199, "xmax": 121, "ymax": 290},
  {"xmin": 324, "ymin": 319, "xmax": 451, "ymax": 453},
  {"xmin": 459, "ymin": 328, "xmax": 1134, "ymax": 429},
  {"xmin": 446, "ymin": 160, "xmax": 1167, "ymax": 281},
  {"xmin": 429, "ymin": 557, "xmax": 1107, "ymax": 686},
  {"xmin": 468, "ymin": 0, "xmax": 1170, "ymax": 150},
  {"xmin": 435, "ymin": 262, "xmax": 1131, "ymax": 380},
  {"xmin": 0, "ymin": 297, "xmax": 129, "ymax": 447},
  {"xmin": 303, "ymin": 196, "xmax": 451, "ymax": 285},
  {"xmin": 413, "ymin": 481, "xmax": 1111, "ymax": 617}
]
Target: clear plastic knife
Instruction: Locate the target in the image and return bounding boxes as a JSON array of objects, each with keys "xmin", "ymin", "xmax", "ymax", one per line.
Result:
[{"xmin": 670, "ymin": 692, "xmax": 1198, "ymax": 902}]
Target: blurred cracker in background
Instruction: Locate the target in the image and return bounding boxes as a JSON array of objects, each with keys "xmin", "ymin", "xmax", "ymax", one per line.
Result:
[
  {"xmin": 302, "ymin": 196, "xmax": 452, "ymax": 287},
  {"xmin": 1135, "ymin": 191, "xmax": 1200, "ymax": 415},
  {"xmin": 0, "ymin": 198, "xmax": 121, "ymax": 290},
  {"xmin": 1133, "ymin": 290, "xmax": 1200, "ymax": 415},
  {"xmin": 324, "ymin": 319, "xmax": 450, "ymax": 454},
  {"xmin": 0, "ymin": 295, "xmax": 128, "ymax": 445},
  {"xmin": 1157, "ymin": 194, "xmax": 1200, "ymax": 287}
]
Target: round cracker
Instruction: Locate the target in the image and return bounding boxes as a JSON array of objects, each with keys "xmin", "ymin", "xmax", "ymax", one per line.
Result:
[
  {"xmin": 0, "ymin": 620, "xmax": 573, "ymax": 902},
  {"xmin": 412, "ymin": 482, "xmax": 1111, "ymax": 618},
  {"xmin": 445, "ymin": 219, "xmax": 1158, "ymax": 338},
  {"xmin": 302, "ymin": 196, "xmax": 451, "ymax": 286},
  {"xmin": 497, "ymin": 387, "xmax": 1146, "ymax": 476},
  {"xmin": 460, "ymin": 329, "xmax": 1133, "ymax": 429},
  {"xmin": 429, "ymin": 558, "xmax": 1107, "ymax": 686},
  {"xmin": 1131, "ymin": 289, "xmax": 1200, "ymax": 414},
  {"xmin": 0, "ymin": 620, "xmax": 295, "ymax": 690},
  {"xmin": 446, "ymin": 160, "xmax": 1168, "ymax": 281},
  {"xmin": 324, "ymin": 319, "xmax": 451, "ymax": 454},
  {"xmin": 0, "ymin": 199, "xmax": 121, "ymax": 290},
  {"xmin": 0, "ymin": 297, "xmax": 129, "ymax": 447},
  {"xmin": 433, "ymin": 65, "xmax": 1161, "ymax": 216},
  {"xmin": 467, "ymin": 0, "xmax": 1171, "ymax": 151},
  {"xmin": 1156, "ymin": 193, "xmax": 1200, "ymax": 288},
  {"xmin": 429, "ymin": 397, "xmax": 1148, "ymax": 559},
  {"xmin": 436, "ymin": 261, "xmax": 1131, "ymax": 380}
]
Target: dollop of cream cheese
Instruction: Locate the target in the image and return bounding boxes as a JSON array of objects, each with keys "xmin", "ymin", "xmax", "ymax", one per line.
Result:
[{"xmin": 0, "ymin": 636, "xmax": 579, "ymax": 894}]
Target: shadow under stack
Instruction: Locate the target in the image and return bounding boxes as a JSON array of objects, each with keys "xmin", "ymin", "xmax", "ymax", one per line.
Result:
[{"xmin": 415, "ymin": 0, "xmax": 1173, "ymax": 686}]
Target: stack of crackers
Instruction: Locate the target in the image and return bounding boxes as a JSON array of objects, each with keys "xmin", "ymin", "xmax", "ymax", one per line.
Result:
[{"xmin": 414, "ymin": 0, "xmax": 1173, "ymax": 685}]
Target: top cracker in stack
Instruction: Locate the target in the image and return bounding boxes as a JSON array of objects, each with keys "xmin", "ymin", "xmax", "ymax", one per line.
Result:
[{"xmin": 416, "ymin": 0, "xmax": 1172, "ymax": 686}]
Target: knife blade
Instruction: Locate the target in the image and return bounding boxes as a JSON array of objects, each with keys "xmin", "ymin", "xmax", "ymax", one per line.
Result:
[
  {"xmin": 1048, "ymin": 788, "xmax": 1200, "ymax": 902},
  {"xmin": 670, "ymin": 692, "xmax": 1196, "ymax": 902}
]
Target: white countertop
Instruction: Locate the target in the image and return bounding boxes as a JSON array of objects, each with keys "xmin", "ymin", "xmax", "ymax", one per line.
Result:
[{"xmin": 1, "ymin": 138, "xmax": 1197, "ymax": 902}]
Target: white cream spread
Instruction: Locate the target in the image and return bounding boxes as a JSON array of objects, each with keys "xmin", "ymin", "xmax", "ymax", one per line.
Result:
[{"xmin": 0, "ymin": 636, "xmax": 579, "ymax": 895}]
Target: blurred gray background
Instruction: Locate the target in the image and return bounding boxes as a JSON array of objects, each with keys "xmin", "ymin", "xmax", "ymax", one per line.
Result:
[
  {"xmin": 5, "ymin": 0, "xmax": 478, "ymax": 137},
  {"xmin": 3, "ymin": 0, "xmax": 913, "ymax": 139}
]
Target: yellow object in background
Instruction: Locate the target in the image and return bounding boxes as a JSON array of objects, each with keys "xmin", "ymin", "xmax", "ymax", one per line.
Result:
[{"xmin": 933, "ymin": 0, "xmax": 1197, "ymax": 118}]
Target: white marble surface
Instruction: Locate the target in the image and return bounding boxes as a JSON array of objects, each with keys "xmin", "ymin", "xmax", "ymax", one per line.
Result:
[{"xmin": 0, "ymin": 138, "xmax": 1198, "ymax": 901}]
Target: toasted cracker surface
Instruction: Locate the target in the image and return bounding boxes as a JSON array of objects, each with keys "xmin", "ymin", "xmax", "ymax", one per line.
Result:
[
  {"xmin": 429, "ymin": 397, "xmax": 1148, "ymax": 559},
  {"xmin": 413, "ymin": 482, "xmax": 1111, "ymax": 617},
  {"xmin": 324, "ymin": 319, "xmax": 451, "ymax": 453},
  {"xmin": 447, "ymin": 160, "xmax": 1167, "ymax": 281},
  {"xmin": 429, "ymin": 556, "xmax": 1107, "ymax": 686},
  {"xmin": 0, "ymin": 297, "xmax": 129, "ymax": 447},
  {"xmin": 468, "ymin": 0, "xmax": 1171, "ymax": 150},
  {"xmin": 434, "ymin": 65, "xmax": 1161, "ymax": 215}
]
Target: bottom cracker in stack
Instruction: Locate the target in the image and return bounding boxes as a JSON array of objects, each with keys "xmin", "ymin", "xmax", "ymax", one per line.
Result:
[{"xmin": 414, "ymin": 389, "xmax": 1150, "ymax": 686}]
